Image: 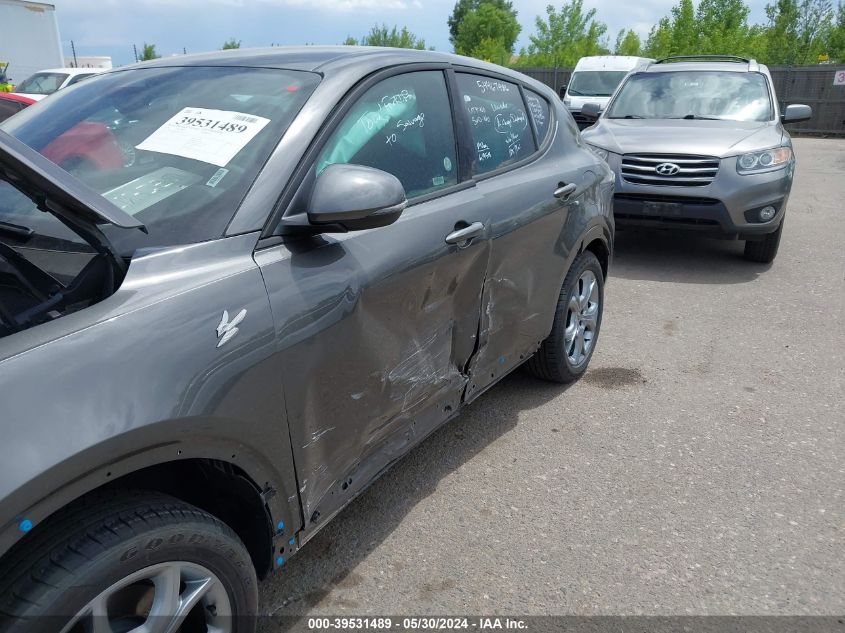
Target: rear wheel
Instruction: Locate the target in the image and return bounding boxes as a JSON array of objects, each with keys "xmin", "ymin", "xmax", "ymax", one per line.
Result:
[
  {"xmin": 0, "ymin": 490, "xmax": 257, "ymax": 633},
  {"xmin": 527, "ymin": 251, "xmax": 604, "ymax": 383},
  {"xmin": 744, "ymin": 220, "xmax": 784, "ymax": 263}
]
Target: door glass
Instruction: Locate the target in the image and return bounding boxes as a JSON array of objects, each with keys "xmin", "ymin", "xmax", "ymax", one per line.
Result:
[
  {"xmin": 316, "ymin": 71, "xmax": 457, "ymax": 198},
  {"xmin": 455, "ymin": 73, "xmax": 535, "ymax": 175},
  {"xmin": 524, "ymin": 89, "xmax": 551, "ymax": 143}
]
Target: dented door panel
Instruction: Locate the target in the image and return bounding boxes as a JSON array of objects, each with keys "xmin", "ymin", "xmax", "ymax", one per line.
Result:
[{"xmin": 256, "ymin": 187, "xmax": 488, "ymax": 530}]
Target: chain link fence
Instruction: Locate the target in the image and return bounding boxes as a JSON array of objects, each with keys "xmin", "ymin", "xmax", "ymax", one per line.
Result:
[{"xmin": 513, "ymin": 65, "xmax": 845, "ymax": 136}]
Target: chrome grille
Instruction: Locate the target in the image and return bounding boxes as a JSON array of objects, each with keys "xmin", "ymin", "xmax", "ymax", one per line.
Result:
[{"xmin": 621, "ymin": 154, "xmax": 720, "ymax": 187}]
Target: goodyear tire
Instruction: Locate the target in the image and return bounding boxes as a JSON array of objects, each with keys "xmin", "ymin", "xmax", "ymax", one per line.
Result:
[{"xmin": 0, "ymin": 490, "xmax": 257, "ymax": 633}]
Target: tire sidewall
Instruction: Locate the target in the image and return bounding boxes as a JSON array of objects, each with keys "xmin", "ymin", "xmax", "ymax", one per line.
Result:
[{"xmin": 12, "ymin": 521, "xmax": 256, "ymax": 633}]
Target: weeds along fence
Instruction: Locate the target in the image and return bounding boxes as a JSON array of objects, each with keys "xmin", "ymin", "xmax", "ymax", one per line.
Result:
[{"xmin": 514, "ymin": 65, "xmax": 845, "ymax": 136}]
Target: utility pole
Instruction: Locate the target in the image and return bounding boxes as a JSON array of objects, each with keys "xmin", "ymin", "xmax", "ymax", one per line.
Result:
[
  {"xmin": 133, "ymin": 44, "xmax": 139, "ymax": 63},
  {"xmin": 70, "ymin": 40, "xmax": 78, "ymax": 67}
]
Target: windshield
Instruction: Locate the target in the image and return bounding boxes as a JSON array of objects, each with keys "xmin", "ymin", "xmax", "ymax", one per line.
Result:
[
  {"xmin": 568, "ymin": 71, "xmax": 628, "ymax": 97},
  {"xmin": 0, "ymin": 65, "xmax": 320, "ymax": 256},
  {"xmin": 15, "ymin": 72, "xmax": 69, "ymax": 95},
  {"xmin": 607, "ymin": 71, "xmax": 773, "ymax": 121}
]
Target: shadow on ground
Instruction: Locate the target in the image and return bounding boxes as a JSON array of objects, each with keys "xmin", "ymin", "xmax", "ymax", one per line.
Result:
[
  {"xmin": 257, "ymin": 369, "xmax": 572, "ymax": 629},
  {"xmin": 612, "ymin": 229, "xmax": 772, "ymax": 284}
]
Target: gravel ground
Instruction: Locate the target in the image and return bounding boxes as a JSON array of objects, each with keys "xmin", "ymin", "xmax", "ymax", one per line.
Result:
[{"xmin": 258, "ymin": 137, "xmax": 844, "ymax": 624}]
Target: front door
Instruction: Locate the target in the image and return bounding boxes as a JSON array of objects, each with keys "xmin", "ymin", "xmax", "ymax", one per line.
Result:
[{"xmin": 256, "ymin": 69, "xmax": 489, "ymax": 529}]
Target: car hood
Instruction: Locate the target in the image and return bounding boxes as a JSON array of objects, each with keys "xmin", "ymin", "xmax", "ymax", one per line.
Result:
[
  {"xmin": 0, "ymin": 130, "xmax": 145, "ymax": 271},
  {"xmin": 582, "ymin": 118, "xmax": 785, "ymax": 158}
]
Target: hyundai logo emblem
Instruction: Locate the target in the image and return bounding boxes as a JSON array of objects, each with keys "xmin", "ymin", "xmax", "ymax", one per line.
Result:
[{"xmin": 655, "ymin": 162, "xmax": 681, "ymax": 176}]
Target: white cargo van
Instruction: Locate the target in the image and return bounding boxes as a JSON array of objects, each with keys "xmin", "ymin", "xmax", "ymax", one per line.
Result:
[{"xmin": 562, "ymin": 56, "xmax": 653, "ymax": 128}]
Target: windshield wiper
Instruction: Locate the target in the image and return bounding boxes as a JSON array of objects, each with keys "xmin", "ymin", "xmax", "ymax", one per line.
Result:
[
  {"xmin": 676, "ymin": 114, "xmax": 721, "ymax": 120},
  {"xmin": 0, "ymin": 219, "xmax": 33, "ymax": 239},
  {"xmin": 608, "ymin": 114, "xmax": 646, "ymax": 119}
]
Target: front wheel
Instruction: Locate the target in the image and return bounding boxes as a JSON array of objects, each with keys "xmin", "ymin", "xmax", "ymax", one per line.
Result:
[
  {"xmin": 0, "ymin": 490, "xmax": 257, "ymax": 633},
  {"xmin": 744, "ymin": 220, "xmax": 784, "ymax": 263},
  {"xmin": 526, "ymin": 250, "xmax": 604, "ymax": 383}
]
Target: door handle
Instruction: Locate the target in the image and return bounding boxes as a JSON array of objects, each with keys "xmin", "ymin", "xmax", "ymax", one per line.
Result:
[
  {"xmin": 554, "ymin": 183, "xmax": 577, "ymax": 200},
  {"xmin": 445, "ymin": 221, "xmax": 485, "ymax": 245}
]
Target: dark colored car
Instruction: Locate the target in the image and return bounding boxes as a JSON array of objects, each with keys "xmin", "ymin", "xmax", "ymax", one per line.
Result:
[{"xmin": 0, "ymin": 47, "xmax": 613, "ymax": 632}]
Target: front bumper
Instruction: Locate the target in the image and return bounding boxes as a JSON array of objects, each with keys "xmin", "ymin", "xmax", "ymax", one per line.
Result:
[{"xmin": 607, "ymin": 153, "xmax": 794, "ymax": 239}]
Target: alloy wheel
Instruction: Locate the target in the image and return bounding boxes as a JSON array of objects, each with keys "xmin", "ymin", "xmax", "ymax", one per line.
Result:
[
  {"xmin": 60, "ymin": 561, "xmax": 232, "ymax": 633},
  {"xmin": 564, "ymin": 270, "xmax": 600, "ymax": 367}
]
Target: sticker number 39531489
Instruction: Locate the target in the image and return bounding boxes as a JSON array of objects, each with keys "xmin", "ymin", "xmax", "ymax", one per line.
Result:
[{"xmin": 136, "ymin": 107, "xmax": 271, "ymax": 167}]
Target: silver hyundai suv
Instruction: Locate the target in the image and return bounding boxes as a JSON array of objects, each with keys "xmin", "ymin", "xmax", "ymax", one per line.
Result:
[{"xmin": 581, "ymin": 55, "xmax": 812, "ymax": 263}]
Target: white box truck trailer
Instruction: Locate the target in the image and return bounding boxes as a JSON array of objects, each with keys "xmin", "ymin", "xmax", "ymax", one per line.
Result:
[{"xmin": 0, "ymin": 0, "xmax": 63, "ymax": 88}]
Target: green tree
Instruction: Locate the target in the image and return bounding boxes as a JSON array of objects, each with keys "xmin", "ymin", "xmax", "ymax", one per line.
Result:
[
  {"xmin": 518, "ymin": 1, "xmax": 609, "ymax": 67},
  {"xmin": 453, "ymin": 3, "xmax": 521, "ymax": 62},
  {"xmin": 644, "ymin": 17, "xmax": 673, "ymax": 58},
  {"xmin": 222, "ymin": 38, "xmax": 241, "ymax": 50},
  {"xmin": 795, "ymin": 0, "xmax": 835, "ymax": 63},
  {"xmin": 448, "ymin": 0, "xmax": 516, "ymax": 47},
  {"xmin": 614, "ymin": 29, "xmax": 643, "ymax": 55},
  {"xmin": 761, "ymin": 0, "xmax": 800, "ymax": 63},
  {"xmin": 343, "ymin": 36, "xmax": 359, "ymax": 45},
  {"xmin": 359, "ymin": 24, "xmax": 427, "ymax": 49},
  {"xmin": 831, "ymin": 1, "xmax": 845, "ymax": 60},
  {"xmin": 139, "ymin": 43, "xmax": 159, "ymax": 61},
  {"xmin": 760, "ymin": 0, "xmax": 833, "ymax": 64},
  {"xmin": 696, "ymin": 0, "xmax": 755, "ymax": 54}
]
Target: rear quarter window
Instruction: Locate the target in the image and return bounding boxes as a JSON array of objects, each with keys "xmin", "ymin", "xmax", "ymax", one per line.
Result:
[{"xmin": 524, "ymin": 90, "xmax": 551, "ymax": 144}]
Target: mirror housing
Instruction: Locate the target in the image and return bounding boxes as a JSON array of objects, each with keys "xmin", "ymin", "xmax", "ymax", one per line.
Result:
[
  {"xmin": 580, "ymin": 102, "xmax": 602, "ymax": 120},
  {"xmin": 558, "ymin": 84, "xmax": 568, "ymax": 99},
  {"xmin": 781, "ymin": 104, "xmax": 812, "ymax": 124},
  {"xmin": 308, "ymin": 164, "xmax": 407, "ymax": 232}
]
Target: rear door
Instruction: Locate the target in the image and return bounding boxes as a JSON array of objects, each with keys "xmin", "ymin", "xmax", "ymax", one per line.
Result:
[
  {"xmin": 256, "ymin": 68, "xmax": 489, "ymax": 529},
  {"xmin": 452, "ymin": 72, "xmax": 600, "ymax": 400}
]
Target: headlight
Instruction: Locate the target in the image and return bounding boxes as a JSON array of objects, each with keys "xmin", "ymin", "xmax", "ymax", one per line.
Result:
[
  {"xmin": 587, "ymin": 144, "xmax": 609, "ymax": 161},
  {"xmin": 737, "ymin": 147, "xmax": 792, "ymax": 174}
]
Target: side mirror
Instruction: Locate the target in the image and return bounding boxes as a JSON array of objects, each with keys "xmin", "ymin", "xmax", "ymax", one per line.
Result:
[
  {"xmin": 581, "ymin": 102, "xmax": 602, "ymax": 120},
  {"xmin": 781, "ymin": 104, "xmax": 812, "ymax": 124},
  {"xmin": 558, "ymin": 84, "xmax": 568, "ymax": 99},
  {"xmin": 308, "ymin": 164, "xmax": 407, "ymax": 232}
]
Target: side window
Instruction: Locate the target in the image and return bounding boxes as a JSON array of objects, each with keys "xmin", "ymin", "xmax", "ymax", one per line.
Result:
[
  {"xmin": 524, "ymin": 89, "xmax": 551, "ymax": 144},
  {"xmin": 316, "ymin": 71, "xmax": 457, "ymax": 198},
  {"xmin": 455, "ymin": 73, "xmax": 535, "ymax": 175}
]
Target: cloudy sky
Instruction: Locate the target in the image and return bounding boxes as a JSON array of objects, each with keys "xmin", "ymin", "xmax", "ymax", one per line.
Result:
[{"xmin": 54, "ymin": 0, "xmax": 770, "ymax": 67}]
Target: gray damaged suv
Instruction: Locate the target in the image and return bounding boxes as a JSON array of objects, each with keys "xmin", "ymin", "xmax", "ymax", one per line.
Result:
[
  {"xmin": 0, "ymin": 48, "xmax": 613, "ymax": 631},
  {"xmin": 581, "ymin": 56, "xmax": 811, "ymax": 263}
]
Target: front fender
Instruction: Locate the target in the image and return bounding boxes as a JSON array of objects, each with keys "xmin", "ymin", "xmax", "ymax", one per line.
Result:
[{"xmin": 0, "ymin": 233, "xmax": 300, "ymax": 559}]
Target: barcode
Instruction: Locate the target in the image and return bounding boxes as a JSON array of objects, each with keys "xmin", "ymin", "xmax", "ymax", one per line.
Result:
[{"xmin": 233, "ymin": 114, "xmax": 258, "ymax": 123}]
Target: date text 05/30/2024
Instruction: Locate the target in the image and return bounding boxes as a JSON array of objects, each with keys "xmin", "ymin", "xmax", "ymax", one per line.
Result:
[{"xmin": 307, "ymin": 617, "xmax": 528, "ymax": 630}]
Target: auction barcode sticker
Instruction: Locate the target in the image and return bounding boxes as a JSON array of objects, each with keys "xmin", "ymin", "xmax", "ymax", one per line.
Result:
[{"xmin": 136, "ymin": 107, "xmax": 271, "ymax": 167}]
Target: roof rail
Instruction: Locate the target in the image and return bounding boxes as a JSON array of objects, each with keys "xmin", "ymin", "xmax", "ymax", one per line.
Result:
[{"xmin": 655, "ymin": 55, "xmax": 755, "ymax": 63}]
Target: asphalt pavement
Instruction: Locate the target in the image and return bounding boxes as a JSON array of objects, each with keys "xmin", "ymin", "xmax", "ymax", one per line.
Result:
[{"xmin": 258, "ymin": 137, "xmax": 844, "ymax": 624}]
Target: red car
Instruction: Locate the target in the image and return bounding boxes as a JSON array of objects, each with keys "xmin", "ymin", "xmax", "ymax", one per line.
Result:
[
  {"xmin": 0, "ymin": 92, "xmax": 34, "ymax": 123},
  {"xmin": 0, "ymin": 94, "xmax": 122, "ymax": 171}
]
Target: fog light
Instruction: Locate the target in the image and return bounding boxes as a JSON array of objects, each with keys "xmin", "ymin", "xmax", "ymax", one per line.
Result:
[{"xmin": 759, "ymin": 206, "xmax": 777, "ymax": 221}]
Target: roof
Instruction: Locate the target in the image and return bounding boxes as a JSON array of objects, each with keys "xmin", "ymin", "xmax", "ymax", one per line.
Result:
[
  {"xmin": 574, "ymin": 55, "xmax": 653, "ymax": 71},
  {"xmin": 33, "ymin": 67, "xmax": 101, "ymax": 76},
  {"xmin": 120, "ymin": 46, "xmax": 519, "ymax": 76},
  {"xmin": 643, "ymin": 61, "xmax": 765, "ymax": 74}
]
